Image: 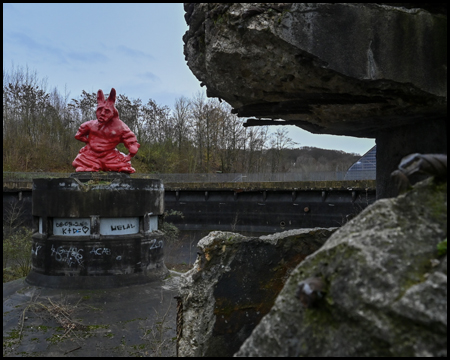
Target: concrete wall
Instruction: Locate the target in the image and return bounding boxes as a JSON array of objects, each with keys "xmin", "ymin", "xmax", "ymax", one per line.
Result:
[{"xmin": 4, "ymin": 180, "xmax": 376, "ymax": 233}]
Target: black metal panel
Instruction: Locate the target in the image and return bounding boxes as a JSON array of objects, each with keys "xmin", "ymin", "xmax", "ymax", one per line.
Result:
[{"xmin": 165, "ymin": 188, "xmax": 376, "ymax": 232}]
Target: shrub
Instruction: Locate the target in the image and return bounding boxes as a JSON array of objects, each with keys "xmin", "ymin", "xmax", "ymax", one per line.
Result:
[{"xmin": 3, "ymin": 227, "xmax": 33, "ymax": 282}]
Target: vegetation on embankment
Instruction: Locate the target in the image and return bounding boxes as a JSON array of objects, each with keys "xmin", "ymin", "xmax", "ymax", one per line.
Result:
[
  {"xmin": 3, "ymin": 202, "xmax": 33, "ymax": 282},
  {"xmin": 3, "ymin": 66, "xmax": 360, "ymax": 175}
]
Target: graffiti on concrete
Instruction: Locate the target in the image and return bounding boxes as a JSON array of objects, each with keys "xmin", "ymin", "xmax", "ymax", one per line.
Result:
[
  {"xmin": 50, "ymin": 245, "xmax": 84, "ymax": 267},
  {"xmin": 110, "ymin": 223, "xmax": 136, "ymax": 232},
  {"xmin": 53, "ymin": 218, "xmax": 90, "ymax": 236},
  {"xmin": 100, "ymin": 217, "xmax": 139, "ymax": 235},
  {"xmin": 150, "ymin": 239, "xmax": 163, "ymax": 250},
  {"xmin": 90, "ymin": 246, "xmax": 111, "ymax": 256},
  {"xmin": 60, "ymin": 227, "xmax": 89, "ymax": 235},
  {"xmin": 55, "ymin": 220, "xmax": 89, "ymax": 227},
  {"xmin": 31, "ymin": 244, "xmax": 42, "ymax": 256}
]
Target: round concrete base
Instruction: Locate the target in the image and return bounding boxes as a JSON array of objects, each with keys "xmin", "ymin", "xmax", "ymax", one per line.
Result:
[
  {"xmin": 28, "ymin": 233, "xmax": 168, "ymax": 289},
  {"xmin": 29, "ymin": 176, "xmax": 166, "ymax": 289}
]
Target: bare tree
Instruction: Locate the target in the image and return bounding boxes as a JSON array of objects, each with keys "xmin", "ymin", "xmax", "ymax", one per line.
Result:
[
  {"xmin": 3, "ymin": 65, "xmax": 359, "ymax": 175},
  {"xmin": 268, "ymin": 128, "xmax": 298, "ymax": 172}
]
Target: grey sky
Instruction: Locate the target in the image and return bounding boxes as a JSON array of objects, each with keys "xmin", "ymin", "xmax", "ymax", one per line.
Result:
[{"xmin": 3, "ymin": 3, "xmax": 375, "ymax": 155}]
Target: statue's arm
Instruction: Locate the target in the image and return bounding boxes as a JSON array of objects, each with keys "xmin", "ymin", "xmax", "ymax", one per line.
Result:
[
  {"xmin": 122, "ymin": 124, "xmax": 140, "ymax": 157},
  {"xmin": 74, "ymin": 121, "xmax": 93, "ymax": 143}
]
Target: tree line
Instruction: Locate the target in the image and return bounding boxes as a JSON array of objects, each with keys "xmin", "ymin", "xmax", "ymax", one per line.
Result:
[{"xmin": 3, "ymin": 66, "xmax": 360, "ymax": 173}]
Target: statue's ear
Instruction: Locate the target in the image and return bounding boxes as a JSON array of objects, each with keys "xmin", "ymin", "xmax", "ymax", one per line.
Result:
[
  {"xmin": 97, "ymin": 89, "xmax": 105, "ymax": 103},
  {"xmin": 108, "ymin": 88, "xmax": 116, "ymax": 103}
]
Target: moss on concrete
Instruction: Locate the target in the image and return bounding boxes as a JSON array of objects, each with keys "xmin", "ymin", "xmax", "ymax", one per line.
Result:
[{"xmin": 165, "ymin": 180, "xmax": 376, "ymax": 191}]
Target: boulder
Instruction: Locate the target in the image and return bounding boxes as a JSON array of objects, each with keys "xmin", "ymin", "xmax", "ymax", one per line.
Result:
[
  {"xmin": 235, "ymin": 177, "xmax": 447, "ymax": 357},
  {"xmin": 183, "ymin": 3, "xmax": 447, "ymax": 137},
  {"xmin": 176, "ymin": 227, "xmax": 337, "ymax": 357}
]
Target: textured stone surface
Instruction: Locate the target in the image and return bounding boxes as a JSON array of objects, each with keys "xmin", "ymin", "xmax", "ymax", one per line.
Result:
[
  {"xmin": 235, "ymin": 177, "xmax": 447, "ymax": 357},
  {"xmin": 376, "ymin": 121, "xmax": 447, "ymax": 199},
  {"xmin": 183, "ymin": 3, "xmax": 447, "ymax": 137},
  {"xmin": 177, "ymin": 228, "xmax": 337, "ymax": 357}
]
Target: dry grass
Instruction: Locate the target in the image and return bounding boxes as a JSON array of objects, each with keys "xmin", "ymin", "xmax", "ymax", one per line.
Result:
[{"xmin": 18, "ymin": 290, "xmax": 86, "ymax": 342}]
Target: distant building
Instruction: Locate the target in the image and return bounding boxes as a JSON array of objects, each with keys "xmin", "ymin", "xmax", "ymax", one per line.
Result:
[{"xmin": 345, "ymin": 145, "xmax": 376, "ymax": 180}]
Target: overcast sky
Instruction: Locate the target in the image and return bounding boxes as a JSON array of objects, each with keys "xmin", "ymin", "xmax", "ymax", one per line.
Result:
[{"xmin": 3, "ymin": 3, "xmax": 375, "ymax": 155}]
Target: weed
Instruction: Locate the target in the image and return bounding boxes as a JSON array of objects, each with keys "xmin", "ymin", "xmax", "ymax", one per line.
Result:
[
  {"xmin": 86, "ymin": 324, "xmax": 108, "ymax": 330},
  {"xmin": 3, "ymin": 198, "xmax": 33, "ymax": 282},
  {"xmin": 437, "ymin": 238, "xmax": 447, "ymax": 256},
  {"xmin": 3, "ymin": 227, "xmax": 33, "ymax": 282},
  {"xmin": 14, "ymin": 291, "xmax": 88, "ymax": 347},
  {"xmin": 140, "ymin": 298, "xmax": 176, "ymax": 357},
  {"xmin": 46, "ymin": 327, "xmax": 65, "ymax": 344},
  {"xmin": 5, "ymin": 328, "xmax": 21, "ymax": 340}
]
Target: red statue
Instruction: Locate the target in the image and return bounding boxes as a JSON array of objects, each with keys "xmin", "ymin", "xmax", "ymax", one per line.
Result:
[{"xmin": 72, "ymin": 88, "xmax": 140, "ymax": 173}]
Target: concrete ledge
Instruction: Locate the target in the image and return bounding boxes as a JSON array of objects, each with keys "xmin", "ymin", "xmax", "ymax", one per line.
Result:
[
  {"xmin": 3, "ymin": 180, "xmax": 33, "ymax": 192},
  {"xmin": 4, "ymin": 179, "xmax": 376, "ymax": 192},
  {"xmin": 165, "ymin": 180, "xmax": 376, "ymax": 191},
  {"xmin": 32, "ymin": 178, "xmax": 164, "ymax": 217}
]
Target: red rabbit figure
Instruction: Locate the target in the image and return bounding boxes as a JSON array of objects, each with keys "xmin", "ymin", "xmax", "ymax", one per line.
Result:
[{"xmin": 72, "ymin": 88, "xmax": 140, "ymax": 173}]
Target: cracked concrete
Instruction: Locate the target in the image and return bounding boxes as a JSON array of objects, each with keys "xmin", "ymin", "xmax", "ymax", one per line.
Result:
[{"xmin": 3, "ymin": 272, "xmax": 181, "ymax": 357}]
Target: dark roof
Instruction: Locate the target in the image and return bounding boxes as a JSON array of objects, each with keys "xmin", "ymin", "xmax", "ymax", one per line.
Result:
[{"xmin": 345, "ymin": 145, "xmax": 376, "ymax": 180}]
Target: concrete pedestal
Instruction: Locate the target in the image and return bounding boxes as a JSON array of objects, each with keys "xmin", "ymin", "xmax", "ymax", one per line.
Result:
[{"xmin": 25, "ymin": 173, "xmax": 167, "ymax": 289}]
